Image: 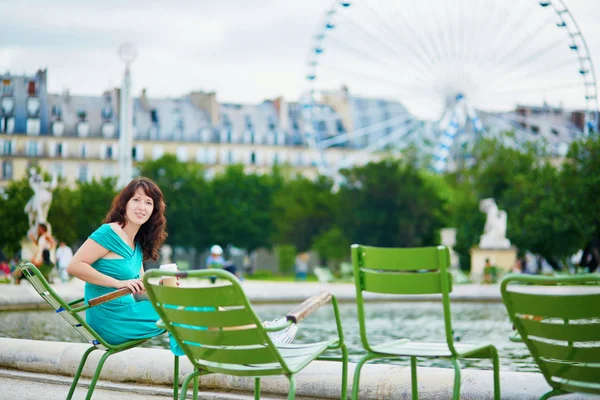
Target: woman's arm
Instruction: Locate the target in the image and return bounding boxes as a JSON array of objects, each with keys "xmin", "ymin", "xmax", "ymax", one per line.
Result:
[{"xmin": 67, "ymin": 239, "xmax": 145, "ymax": 294}]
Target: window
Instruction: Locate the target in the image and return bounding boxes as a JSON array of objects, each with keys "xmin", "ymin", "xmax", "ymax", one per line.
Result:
[
  {"xmin": 2, "ymin": 79, "xmax": 12, "ymax": 95},
  {"xmin": 152, "ymin": 145, "xmax": 164, "ymax": 160},
  {"xmin": 176, "ymin": 146, "xmax": 188, "ymax": 162},
  {"xmin": 1, "ymin": 140, "xmax": 13, "ymax": 155},
  {"xmin": 133, "ymin": 145, "xmax": 144, "ymax": 162},
  {"xmin": 316, "ymin": 121, "xmax": 326, "ymax": 132},
  {"xmin": 76, "ymin": 108, "xmax": 87, "ymax": 121},
  {"xmin": 55, "ymin": 142, "xmax": 64, "ymax": 158},
  {"xmin": 27, "ymin": 81, "xmax": 37, "ymax": 96},
  {"xmin": 150, "ymin": 109, "xmax": 159, "ymax": 124},
  {"xmin": 250, "ymin": 151, "xmax": 256, "ymax": 165},
  {"xmin": 106, "ymin": 145, "xmax": 113, "ymax": 159},
  {"xmin": 336, "ymin": 119, "xmax": 345, "ymax": 133},
  {"xmin": 1, "ymin": 160, "xmax": 13, "ymax": 180},
  {"xmin": 103, "ymin": 164, "xmax": 114, "ymax": 178},
  {"xmin": 77, "ymin": 164, "xmax": 89, "ymax": 182},
  {"xmin": 245, "ymin": 115, "xmax": 253, "ymax": 130},
  {"xmin": 26, "ymin": 141, "xmax": 38, "ymax": 157},
  {"xmin": 551, "ymin": 128, "xmax": 559, "ymax": 136},
  {"xmin": 531, "ymin": 125, "xmax": 540, "ymax": 135},
  {"xmin": 80, "ymin": 143, "xmax": 87, "ymax": 158},
  {"xmin": 227, "ymin": 150, "xmax": 233, "ymax": 164},
  {"xmin": 51, "ymin": 104, "xmax": 63, "ymax": 119},
  {"xmin": 268, "ymin": 115, "xmax": 276, "ymax": 130},
  {"xmin": 53, "ymin": 163, "xmax": 64, "ymax": 179}
]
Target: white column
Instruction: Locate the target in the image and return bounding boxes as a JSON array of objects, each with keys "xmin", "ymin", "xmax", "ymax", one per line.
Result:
[
  {"xmin": 117, "ymin": 43, "xmax": 137, "ymax": 188},
  {"xmin": 118, "ymin": 67, "xmax": 133, "ymax": 188}
]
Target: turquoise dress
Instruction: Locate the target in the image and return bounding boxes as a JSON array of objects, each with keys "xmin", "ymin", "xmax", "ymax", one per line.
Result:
[{"xmin": 85, "ymin": 224, "xmax": 183, "ymax": 355}]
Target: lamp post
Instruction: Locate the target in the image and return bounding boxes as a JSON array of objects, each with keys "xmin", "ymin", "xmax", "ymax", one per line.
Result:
[{"xmin": 117, "ymin": 42, "xmax": 137, "ymax": 188}]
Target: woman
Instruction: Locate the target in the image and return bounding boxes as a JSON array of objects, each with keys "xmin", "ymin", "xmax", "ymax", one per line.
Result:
[{"xmin": 67, "ymin": 177, "xmax": 182, "ymax": 354}]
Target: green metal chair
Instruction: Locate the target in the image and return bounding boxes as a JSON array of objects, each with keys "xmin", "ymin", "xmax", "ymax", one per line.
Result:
[
  {"xmin": 143, "ymin": 268, "xmax": 348, "ymax": 400},
  {"xmin": 501, "ymin": 274, "xmax": 600, "ymax": 399},
  {"xmin": 16, "ymin": 262, "xmax": 181, "ymax": 400},
  {"xmin": 350, "ymin": 245, "xmax": 501, "ymax": 400}
]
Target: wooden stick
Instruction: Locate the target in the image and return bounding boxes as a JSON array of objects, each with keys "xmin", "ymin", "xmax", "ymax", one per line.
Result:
[
  {"xmin": 286, "ymin": 291, "xmax": 333, "ymax": 324},
  {"xmin": 88, "ymin": 288, "xmax": 131, "ymax": 307}
]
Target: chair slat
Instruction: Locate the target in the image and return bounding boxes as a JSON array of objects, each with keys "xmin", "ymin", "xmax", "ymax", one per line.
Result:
[
  {"xmin": 172, "ymin": 325, "xmax": 267, "ymax": 346},
  {"xmin": 519, "ymin": 318, "xmax": 600, "ymax": 342},
  {"xmin": 162, "ymin": 307, "xmax": 256, "ymax": 328},
  {"xmin": 530, "ymin": 340, "xmax": 600, "ymax": 363},
  {"xmin": 539, "ymin": 359, "xmax": 600, "ymax": 384},
  {"xmin": 508, "ymin": 292, "xmax": 600, "ymax": 319},
  {"xmin": 150, "ymin": 284, "xmax": 242, "ymax": 307},
  {"xmin": 361, "ymin": 270, "xmax": 451, "ymax": 295},
  {"xmin": 358, "ymin": 246, "xmax": 445, "ymax": 271},
  {"xmin": 187, "ymin": 344, "xmax": 279, "ymax": 365}
]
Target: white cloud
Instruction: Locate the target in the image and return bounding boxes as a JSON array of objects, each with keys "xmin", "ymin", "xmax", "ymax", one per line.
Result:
[{"xmin": 1, "ymin": 0, "xmax": 598, "ymax": 117}]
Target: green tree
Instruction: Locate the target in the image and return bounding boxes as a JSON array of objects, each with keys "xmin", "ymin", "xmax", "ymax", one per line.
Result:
[
  {"xmin": 47, "ymin": 183, "xmax": 78, "ymax": 245},
  {"xmin": 209, "ymin": 165, "xmax": 281, "ymax": 251},
  {"xmin": 72, "ymin": 178, "xmax": 118, "ymax": 243},
  {"xmin": 0, "ymin": 178, "xmax": 32, "ymax": 256},
  {"xmin": 338, "ymin": 159, "xmax": 447, "ymax": 247},
  {"xmin": 271, "ymin": 175, "xmax": 337, "ymax": 251},
  {"xmin": 138, "ymin": 154, "xmax": 212, "ymax": 251},
  {"xmin": 312, "ymin": 226, "xmax": 350, "ymax": 271}
]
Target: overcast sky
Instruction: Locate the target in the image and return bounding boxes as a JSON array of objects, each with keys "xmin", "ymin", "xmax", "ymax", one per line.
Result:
[{"xmin": 1, "ymin": 0, "xmax": 598, "ymax": 110}]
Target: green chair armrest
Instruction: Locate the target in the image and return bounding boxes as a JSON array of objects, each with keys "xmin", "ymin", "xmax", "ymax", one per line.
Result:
[
  {"xmin": 286, "ymin": 291, "xmax": 333, "ymax": 324},
  {"xmin": 72, "ymin": 288, "xmax": 131, "ymax": 312}
]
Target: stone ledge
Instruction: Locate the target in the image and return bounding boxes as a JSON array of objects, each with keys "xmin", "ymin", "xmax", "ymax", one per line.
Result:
[{"xmin": 0, "ymin": 337, "xmax": 594, "ymax": 399}]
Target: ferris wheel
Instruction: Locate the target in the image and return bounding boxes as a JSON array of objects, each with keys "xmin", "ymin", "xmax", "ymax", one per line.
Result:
[{"xmin": 302, "ymin": 0, "xmax": 598, "ymax": 175}]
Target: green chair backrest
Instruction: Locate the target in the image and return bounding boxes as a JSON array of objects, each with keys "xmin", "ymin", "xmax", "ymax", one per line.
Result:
[
  {"xmin": 351, "ymin": 245, "xmax": 454, "ymax": 352},
  {"xmin": 16, "ymin": 262, "xmax": 112, "ymax": 350},
  {"xmin": 144, "ymin": 269, "xmax": 291, "ymax": 376},
  {"xmin": 501, "ymin": 274, "xmax": 600, "ymax": 395}
]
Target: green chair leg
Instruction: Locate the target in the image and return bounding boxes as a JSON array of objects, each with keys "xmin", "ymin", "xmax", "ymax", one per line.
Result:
[
  {"xmin": 179, "ymin": 370, "xmax": 201, "ymax": 400},
  {"xmin": 85, "ymin": 349, "xmax": 115, "ymax": 400},
  {"xmin": 539, "ymin": 389, "xmax": 568, "ymax": 400},
  {"xmin": 193, "ymin": 375, "xmax": 199, "ymax": 400},
  {"xmin": 340, "ymin": 344, "xmax": 349, "ymax": 400},
  {"xmin": 287, "ymin": 376, "xmax": 296, "ymax": 400},
  {"xmin": 411, "ymin": 357, "xmax": 418, "ymax": 400},
  {"xmin": 173, "ymin": 355, "xmax": 179, "ymax": 400},
  {"xmin": 490, "ymin": 347, "xmax": 501, "ymax": 400},
  {"xmin": 351, "ymin": 353, "xmax": 378, "ymax": 400},
  {"xmin": 254, "ymin": 377, "xmax": 261, "ymax": 400},
  {"xmin": 450, "ymin": 357, "xmax": 461, "ymax": 400},
  {"xmin": 67, "ymin": 346, "xmax": 97, "ymax": 400}
]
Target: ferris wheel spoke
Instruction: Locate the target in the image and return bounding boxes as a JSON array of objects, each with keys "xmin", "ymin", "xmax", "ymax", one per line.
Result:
[
  {"xmin": 481, "ymin": 81, "xmax": 584, "ymax": 96},
  {"xmin": 363, "ymin": 0, "xmax": 444, "ymax": 73},
  {"xmin": 321, "ymin": 32, "xmax": 433, "ymax": 84},
  {"xmin": 317, "ymin": 63, "xmax": 440, "ymax": 98},
  {"xmin": 489, "ymin": 37, "xmax": 571, "ymax": 84},
  {"xmin": 333, "ymin": 122, "xmax": 421, "ymax": 172},
  {"xmin": 331, "ymin": 11, "xmax": 435, "ymax": 82},
  {"xmin": 475, "ymin": 2, "xmax": 541, "ymax": 67},
  {"xmin": 318, "ymin": 114, "xmax": 414, "ymax": 149},
  {"xmin": 485, "ymin": 16, "xmax": 557, "ymax": 74},
  {"xmin": 485, "ymin": 57, "xmax": 579, "ymax": 90}
]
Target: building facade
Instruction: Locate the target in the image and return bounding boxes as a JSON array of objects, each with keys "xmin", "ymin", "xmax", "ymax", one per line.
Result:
[{"xmin": 0, "ymin": 70, "xmax": 357, "ymax": 187}]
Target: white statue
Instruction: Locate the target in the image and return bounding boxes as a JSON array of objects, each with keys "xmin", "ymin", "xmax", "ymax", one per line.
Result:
[
  {"xmin": 440, "ymin": 228, "xmax": 460, "ymax": 269},
  {"xmin": 160, "ymin": 244, "xmax": 173, "ymax": 265},
  {"xmin": 479, "ymin": 198, "xmax": 511, "ymax": 249},
  {"xmin": 24, "ymin": 169, "xmax": 57, "ymax": 230}
]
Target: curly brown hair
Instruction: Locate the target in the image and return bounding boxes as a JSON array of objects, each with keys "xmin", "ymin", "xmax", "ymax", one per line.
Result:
[{"xmin": 103, "ymin": 177, "xmax": 167, "ymax": 261}]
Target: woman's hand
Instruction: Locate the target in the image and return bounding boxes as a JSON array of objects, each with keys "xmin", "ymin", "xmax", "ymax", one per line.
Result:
[{"xmin": 117, "ymin": 279, "xmax": 146, "ymax": 294}]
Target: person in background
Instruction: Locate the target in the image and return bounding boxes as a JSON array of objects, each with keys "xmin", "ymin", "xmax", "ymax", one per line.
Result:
[
  {"xmin": 295, "ymin": 252, "xmax": 309, "ymax": 281},
  {"xmin": 31, "ymin": 223, "xmax": 56, "ymax": 268},
  {"xmin": 55, "ymin": 242, "xmax": 73, "ymax": 283},
  {"xmin": 206, "ymin": 244, "xmax": 238, "ymax": 283}
]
